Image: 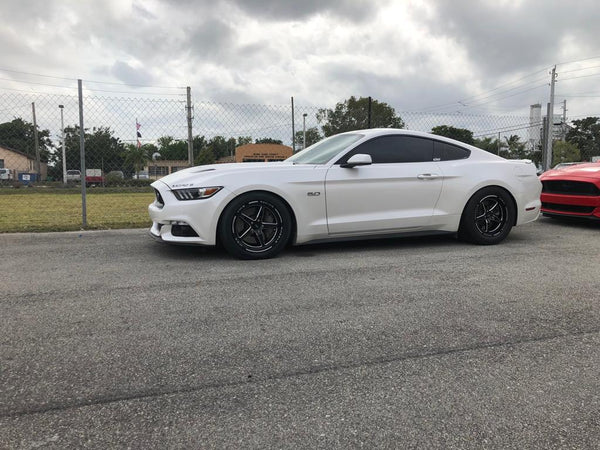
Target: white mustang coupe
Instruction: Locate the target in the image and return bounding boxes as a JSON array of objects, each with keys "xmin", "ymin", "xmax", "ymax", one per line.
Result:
[{"xmin": 149, "ymin": 129, "xmax": 541, "ymax": 259}]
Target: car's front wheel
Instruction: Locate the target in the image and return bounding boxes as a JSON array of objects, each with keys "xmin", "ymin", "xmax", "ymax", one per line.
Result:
[
  {"xmin": 458, "ymin": 187, "xmax": 515, "ymax": 245},
  {"xmin": 218, "ymin": 192, "xmax": 292, "ymax": 259}
]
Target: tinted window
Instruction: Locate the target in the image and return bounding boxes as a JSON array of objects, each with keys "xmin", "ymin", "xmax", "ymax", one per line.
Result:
[
  {"xmin": 434, "ymin": 141, "xmax": 471, "ymax": 161},
  {"xmin": 337, "ymin": 135, "xmax": 434, "ymax": 164}
]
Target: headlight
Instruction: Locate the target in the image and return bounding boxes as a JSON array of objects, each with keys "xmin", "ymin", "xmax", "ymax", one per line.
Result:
[{"xmin": 172, "ymin": 186, "xmax": 223, "ymax": 201}]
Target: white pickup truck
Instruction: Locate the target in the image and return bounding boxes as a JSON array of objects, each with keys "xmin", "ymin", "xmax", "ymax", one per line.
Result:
[
  {"xmin": 66, "ymin": 170, "xmax": 81, "ymax": 182},
  {"xmin": 0, "ymin": 168, "xmax": 14, "ymax": 180}
]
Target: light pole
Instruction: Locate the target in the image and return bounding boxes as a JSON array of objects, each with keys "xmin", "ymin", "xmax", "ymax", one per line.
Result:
[
  {"xmin": 302, "ymin": 113, "xmax": 307, "ymax": 150},
  {"xmin": 59, "ymin": 105, "xmax": 66, "ymax": 184}
]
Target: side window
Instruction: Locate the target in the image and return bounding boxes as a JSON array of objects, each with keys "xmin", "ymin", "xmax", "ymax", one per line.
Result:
[
  {"xmin": 434, "ymin": 141, "xmax": 471, "ymax": 161},
  {"xmin": 336, "ymin": 135, "xmax": 434, "ymax": 164}
]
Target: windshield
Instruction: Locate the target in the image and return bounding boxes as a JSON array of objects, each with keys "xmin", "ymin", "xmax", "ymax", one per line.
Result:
[{"xmin": 286, "ymin": 133, "xmax": 364, "ymax": 164}]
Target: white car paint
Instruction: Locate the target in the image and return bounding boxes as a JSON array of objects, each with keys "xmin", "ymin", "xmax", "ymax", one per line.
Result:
[{"xmin": 149, "ymin": 129, "xmax": 541, "ymax": 257}]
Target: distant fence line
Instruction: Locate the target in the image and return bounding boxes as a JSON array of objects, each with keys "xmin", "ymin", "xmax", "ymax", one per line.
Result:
[
  {"xmin": 0, "ymin": 83, "xmax": 540, "ymax": 178},
  {"xmin": 0, "ymin": 82, "xmax": 551, "ymax": 231}
]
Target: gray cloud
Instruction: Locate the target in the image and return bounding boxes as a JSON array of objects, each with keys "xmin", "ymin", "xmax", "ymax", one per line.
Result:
[
  {"xmin": 227, "ymin": 0, "xmax": 381, "ymax": 22},
  {"xmin": 422, "ymin": 0, "xmax": 600, "ymax": 79},
  {"xmin": 188, "ymin": 19, "xmax": 237, "ymax": 59},
  {"xmin": 110, "ymin": 61, "xmax": 154, "ymax": 86},
  {"xmin": 1, "ymin": 0, "xmax": 600, "ymax": 120}
]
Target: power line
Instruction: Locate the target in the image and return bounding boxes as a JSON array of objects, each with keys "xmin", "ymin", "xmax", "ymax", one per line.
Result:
[
  {"xmin": 0, "ymin": 79, "xmax": 186, "ymax": 97},
  {"xmin": 0, "ymin": 67, "xmax": 75, "ymax": 81},
  {"xmin": 556, "ymin": 55, "xmax": 600, "ymax": 66},
  {"xmin": 558, "ymin": 64, "xmax": 600, "ymax": 75},
  {"xmin": 416, "ymin": 67, "xmax": 550, "ymax": 113},
  {"xmin": 0, "ymin": 77, "xmax": 76, "ymax": 90},
  {"xmin": 460, "ymin": 81, "xmax": 548, "ymax": 108},
  {"xmin": 559, "ymin": 72, "xmax": 600, "ymax": 82},
  {"xmin": 561, "ymin": 93, "xmax": 600, "ymax": 98},
  {"xmin": 0, "ymin": 66, "xmax": 185, "ymax": 90},
  {"xmin": 81, "ymin": 79, "xmax": 186, "ymax": 89},
  {"xmin": 473, "ymin": 121, "xmax": 544, "ymax": 138}
]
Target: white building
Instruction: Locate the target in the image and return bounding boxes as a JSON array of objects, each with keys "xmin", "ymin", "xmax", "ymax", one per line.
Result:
[{"xmin": 528, "ymin": 104, "xmax": 567, "ymax": 150}]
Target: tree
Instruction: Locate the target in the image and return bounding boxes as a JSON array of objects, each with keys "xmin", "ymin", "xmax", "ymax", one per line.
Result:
[
  {"xmin": 195, "ymin": 147, "xmax": 216, "ymax": 166},
  {"xmin": 474, "ymin": 136, "xmax": 500, "ymax": 154},
  {"xmin": 0, "ymin": 118, "xmax": 52, "ymax": 162},
  {"xmin": 294, "ymin": 127, "xmax": 322, "ymax": 149},
  {"xmin": 207, "ymin": 136, "xmax": 236, "ymax": 159},
  {"xmin": 317, "ymin": 96, "xmax": 405, "ymax": 137},
  {"xmin": 157, "ymin": 136, "xmax": 188, "ymax": 160},
  {"xmin": 193, "ymin": 135, "xmax": 207, "ymax": 154},
  {"xmin": 57, "ymin": 125, "xmax": 126, "ymax": 173},
  {"xmin": 255, "ymin": 137, "xmax": 283, "ymax": 145},
  {"xmin": 123, "ymin": 143, "xmax": 153, "ymax": 175},
  {"xmin": 236, "ymin": 136, "xmax": 253, "ymax": 146},
  {"xmin": 552, "ymin": 141, "xmax": 581, "ymax": 167},
  {"xmin": 501, "ymin": 135, "xmax": 528, "ymax": 159},
  {"xmin": 85, "ymin": 127, "xmax": 126, "ymax": 172},
  {"xmin": 431, "ymin": 125, "xmax": 475, "ymax": 145},
  {"xmin": 565, "ymin": 117, "xmax": 600, "ymax": 161}
]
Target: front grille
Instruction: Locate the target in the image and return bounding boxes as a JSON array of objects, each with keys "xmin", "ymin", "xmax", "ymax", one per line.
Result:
[
  {"xmin": 154, "ymin": 189, "xmax": 164, "ymax": 206},
  {"xmin": 542, "ymin": 180, "xmax": 600, "ymax": 196},
  {"xmin": 542, "ymin": 202, "xmax": 595, "ymax": 214}
]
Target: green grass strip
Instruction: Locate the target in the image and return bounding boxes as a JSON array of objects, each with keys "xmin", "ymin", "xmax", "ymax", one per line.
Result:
[{"xmin": 0, "ymin": 191, "xmax": 155, "ymax": 232}]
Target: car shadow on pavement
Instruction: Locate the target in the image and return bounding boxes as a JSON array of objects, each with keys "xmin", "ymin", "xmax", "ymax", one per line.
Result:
[
  {"xmin": 145, "ymin": 240, "xmax": 224, "ymax": 260},
  {"xmin": 145, "ymin": 233, "xmax": 462, "ymax": 261},
  {"xmin": 286, "ymin": 233, "xmax": 460, "ymax": 258},
  {"xmin": 539, "ymin": 215, "xmax": 600, "ymax": 230}
]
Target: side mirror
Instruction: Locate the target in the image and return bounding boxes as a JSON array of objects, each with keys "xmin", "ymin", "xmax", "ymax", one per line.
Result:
[{"xmin": 340, "ymin": 154, "xmax": 372, "ymax": 168}]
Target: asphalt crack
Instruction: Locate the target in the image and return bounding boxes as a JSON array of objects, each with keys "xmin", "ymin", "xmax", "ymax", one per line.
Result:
[{"xmin": 2, "ymin": 327, "xmax": 598, "ymax": 419}]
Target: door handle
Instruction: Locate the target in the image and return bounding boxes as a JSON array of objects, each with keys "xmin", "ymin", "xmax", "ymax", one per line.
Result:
[{"xmin": 417, "ymin": 173, "xmax": 440, "ymax": 180}]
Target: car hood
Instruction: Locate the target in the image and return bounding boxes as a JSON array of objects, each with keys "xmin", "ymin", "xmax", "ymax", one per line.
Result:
[
  {"xmin": 540, "ymin": 163, "xmax": 600, "ymax": 181},
  {"xmin": 152, "ymin": 162, "xmax": 296, "ymax": 189}
]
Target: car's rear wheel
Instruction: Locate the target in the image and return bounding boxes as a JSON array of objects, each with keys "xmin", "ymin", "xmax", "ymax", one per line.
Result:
[
  {"xmin": 218, "ymin": 192, "xmax": 292, "ymax": 259},
  {"xmin": 458, "ymin": 187, "xmax": 515, "ymax": 245}
]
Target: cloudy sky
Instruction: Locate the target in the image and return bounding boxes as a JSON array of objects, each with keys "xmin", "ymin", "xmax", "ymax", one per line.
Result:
[{"xmin": 2, "ymin": 0, "xmax": 600, "ymax": 122}]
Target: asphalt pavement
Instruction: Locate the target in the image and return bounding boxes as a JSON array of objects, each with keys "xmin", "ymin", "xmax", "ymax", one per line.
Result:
[{"xmin": 1, "ymin": 217, "xmax": 599, "ymax": 449}]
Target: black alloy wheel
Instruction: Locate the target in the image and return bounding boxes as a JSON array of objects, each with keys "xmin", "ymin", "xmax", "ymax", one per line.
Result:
[
  {"xmin": 458, "ymin": 187, "xmax": 515, "ymax": 245},
  {"xmin": 219, "ymin": 193, "xmax": 292, "ymax": 259},
  {"xmin": 474, "ymin": 194, "xmax": 508, "ymax": 237}
]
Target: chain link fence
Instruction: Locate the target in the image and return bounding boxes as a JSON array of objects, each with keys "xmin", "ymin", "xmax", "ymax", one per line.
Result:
[{"xmin": 0, "ymin": 85, "xmax": 571, "ymax": 233}]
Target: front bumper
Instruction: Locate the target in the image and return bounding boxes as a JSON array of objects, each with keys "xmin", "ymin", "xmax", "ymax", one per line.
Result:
[
  {"xmin": 148, "ymin": 185, "xmax": 227, "ymax": 246},
  {"xmin": 540, "ymin": 192, "xmax": 600, "ymax": 220}
]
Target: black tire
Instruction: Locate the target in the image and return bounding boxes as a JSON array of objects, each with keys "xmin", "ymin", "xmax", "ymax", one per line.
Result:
[
  {"xmin": 218, "ymin": 192, "xmax": 292, "ymax": 259},
  {"xmin": 458, "ymin": 187, "xmax": 515, "ymax": 245}
]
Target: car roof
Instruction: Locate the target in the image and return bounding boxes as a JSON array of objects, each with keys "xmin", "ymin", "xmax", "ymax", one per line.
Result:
[{"xmin": 336, "ymin": 128, "xmax": 502, "ymax": 160}]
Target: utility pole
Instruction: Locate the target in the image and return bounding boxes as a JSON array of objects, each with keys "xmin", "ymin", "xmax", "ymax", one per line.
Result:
[
  {"xmin": 544, "ymin": 66, "xmax": 557, "ymax": 171},
  {"xmin": 31, "ymin": 102, "xmax": 41, "ymax": 181},
  {"xmin": 561, "ymin": 99, "xmax": 568, "ymax": 140},
  {"xmin": 186, "ymin": 87, "xmax": 194, "ymax": 167}
]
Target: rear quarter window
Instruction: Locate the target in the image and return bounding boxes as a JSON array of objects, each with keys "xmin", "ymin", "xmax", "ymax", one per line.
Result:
[{"xmin": 434, "ymin": 141, "xmax": 471, "ymax": 161}]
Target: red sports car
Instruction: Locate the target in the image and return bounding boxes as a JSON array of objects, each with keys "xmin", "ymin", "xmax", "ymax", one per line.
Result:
[{"xmin": 540, "ymin": 162, "xmax": 600, "ymax": 220}]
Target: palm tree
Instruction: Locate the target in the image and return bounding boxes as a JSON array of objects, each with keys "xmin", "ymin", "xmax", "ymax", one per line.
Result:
[{"xmin": 124, "ymin": 143, "xmax": 152, "ymax": 176}]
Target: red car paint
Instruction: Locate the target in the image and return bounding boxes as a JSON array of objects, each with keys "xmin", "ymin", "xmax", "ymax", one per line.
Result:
[{"xmin": 540, "ymin": 162, "xmax": 600, "ymax": 220}]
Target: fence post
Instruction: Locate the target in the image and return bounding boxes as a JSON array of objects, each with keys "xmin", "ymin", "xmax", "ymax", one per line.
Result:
[
  {"xmin": 368, "ymin": 96, "xmax": 372, "ymax": 128},
  {"xmin": 31, "ymin": 102, "xmax": 41, "ymax": 180},
  {"xmin": 186, "ymin": 86, "xmax": 194, "ymax": 167},
  {"xmin": 78, "ymin": 79, "xmax": 87, "ymax": 227},
  {"xmin": 291, "ymin": 97, "xmax": 295, "ymax": 152}
]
